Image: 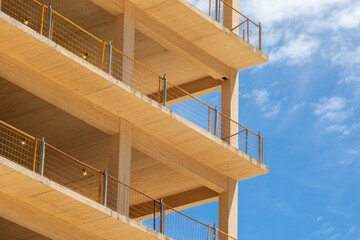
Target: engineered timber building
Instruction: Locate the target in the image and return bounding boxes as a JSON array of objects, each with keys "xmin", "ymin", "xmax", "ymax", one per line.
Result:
[{"xmin": 0, "ymin": 0, "xmax": 269, "ymax": 239}]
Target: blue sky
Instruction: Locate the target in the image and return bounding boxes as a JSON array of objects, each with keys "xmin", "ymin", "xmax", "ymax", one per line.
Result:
[{"xmin": 184, "ymin": 0, "xmax": 360, "ymax": 239}]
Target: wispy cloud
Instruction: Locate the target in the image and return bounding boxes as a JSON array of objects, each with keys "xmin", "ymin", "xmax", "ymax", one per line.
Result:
[
  {"xmin": 338, "ymin": 159, "xmax": 353, "ymax": 166},
  {"xmin": 329, "ymin": 233, "xmax": 341, "ymax": 240},
  {"xmin": 316, "ymin": 216, "xmax": 323, "ymax": 222},
  {"xmin": 290, "ymin": 103, "xmax": 305, "ymax": 113},
  {"xmin": 348, "ymin": 226, "xmax": 359, "ymax": 234},
  {"xmin": 242, "ymin": 89, "xmax": 281, "ymax": 117},
  {"xmin": 325, "ymin": 123, "xmax": 360, "ymax": 136},
  {"xmin": 315, "ymin": 222, "xmax": 335, "ymax": 235},
  {"xmin": 269, "ymin": 35, "xmax": 319, "ymax": 65},
  {"xmin": 313, "ymin": 97, "xmax": 352, "ymax": 122},
  {"xmin": 325, "ymin": 125, "xmax": 349, "ymax": 135}
]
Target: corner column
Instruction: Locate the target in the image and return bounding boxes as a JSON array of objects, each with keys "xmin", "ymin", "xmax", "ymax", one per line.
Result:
[
  {"xmin": 114, "ymin": 0, "xmax": 136, "ymax": 86},
  {"xmin": 221, "ymin": 68, "xmax": 239, "ymax": 147},
  {"xmin": 219, "ymin": 178, "xmax": 238, "ymax": 238},
  {"xmin": 108, "ymin": 118, "xmax": 132, "ymax": 216},
  {"xmin": 223, "ymin": 0, "xmax": 240, "ymax": 34}
]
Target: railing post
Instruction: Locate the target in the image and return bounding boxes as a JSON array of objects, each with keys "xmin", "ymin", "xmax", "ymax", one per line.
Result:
[
  {"xmin": 160, "ymin": 198, "xmax": 164, "ymax": 234},
  {"xmin": 102, "ymin": 169, "xmax": 108, "ymax": 206},
  {"xmin": 153, "ymin": 200, "xmax": 156, "ymax": 230},
  {"xmin": 245, "ymin": 129, "xmax": 248, "ymax": 154},
  {"xmin": 215, "ymin": 0, "xmax": 219, "ymax": 21},
  {"xmin": 47, "ymin": 4, "xmax": 52, "ymax": 39},
  {"xmin": 209, "ymin": 0, "xmax": 211, "ymax": 16},
  {"xmin": 107, "ymin": 41, "xmax": 112, "ymax": 74},
  {"xmin": 259, "ymin": 22, "xmax": 262, "ymax": 51},
  {"xmin": 258, "ymin": 131, "xmax": 261, "ymax": 161},
  {"xmin": 39, "ymin": 137, "xmax": 45, "ymax": 175},
  {"xmin": 247, "ymin": 19, "xmax": 249, "ymax": 42},
  {"xmin": 262, "ymin": 137, "xmax": 264, "ymax": 163},
  {"xmin": 162, "ymin": 74, "xmax": 167, "ymax": 107},
  {"xmin": 213, "ymin": 223, "xmax": 216, "ymax": 240},
  {"xmin": 214, "ymin": 107, "xmax": 218, "ymax": 137}
]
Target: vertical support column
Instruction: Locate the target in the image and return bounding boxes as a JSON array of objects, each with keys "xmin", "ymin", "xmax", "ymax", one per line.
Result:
[
  {"xmin": 114, "ymin": 0, "xmax": 135, "ymax": 87},
  {"xmin": 108, "ymin": 118, "xmax": 132, "ymax": 216},
  {"xmin": 219, "ymin": 178, "xmax": 238, "ymax": 238},
  {"xmin": 221, "ymin": 69, "xmax": 239, "ymax": 147},
  {"xmin": 223, "ymin": 0, "xmax": 240, "ymax": 34}
]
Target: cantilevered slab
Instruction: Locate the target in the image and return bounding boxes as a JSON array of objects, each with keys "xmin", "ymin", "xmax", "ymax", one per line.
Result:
[
  {"xmin": 0, "ymin": 157, "xmax": 168, "ymax": 240},
  {"xmin": 121, "ymin": 0, "xmax": 268, "ymax": 71},
  {"xmin": 0, "ymin": 13, "xmax": 268, "ymax": 182}
]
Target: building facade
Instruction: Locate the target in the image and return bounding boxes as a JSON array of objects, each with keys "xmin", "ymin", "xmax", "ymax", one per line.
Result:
[{"xmin": 0, "ymin": 0, "xmax": 268, "ymax": 239}]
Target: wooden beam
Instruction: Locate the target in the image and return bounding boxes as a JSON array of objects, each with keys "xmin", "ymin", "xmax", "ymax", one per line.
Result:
[
  {"xmin": 163, "ymin": 187, "xmax": 218, "ymax": 211},
  {"xmin": 135, "ymin": 9, "xmax": 231, "ymax": 80},
  {"xmin": 132, "ymin": 127, "xmax": 228, "ymax": 193},
  {"xmin": 0, "ymin": 51, "xmax": 120, "ymax": 135},
  {"xmin": 129, "ymin": 187, "xmax": 218, "ymax": 221},
  {"xmin": 148, "ymin": 76, "xmax": 221, "ymax": 105},
  {"xmin": 108, "ymin": 119, "xmax": 132, "ymax": 216},
  {"xmin": 219, "ymin": 178, "xmax": 238, "ymax": 237}
]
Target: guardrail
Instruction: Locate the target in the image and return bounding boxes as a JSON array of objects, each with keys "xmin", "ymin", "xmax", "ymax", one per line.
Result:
[
  {"xmin": 187, "ymin": 0, "xmax": 261, "ymax": 50},
  {"xmin": 0, "ymin": 119, "xmax": 237, "ymax": 240},
  {"xmin": 0, "ymin": 0, "xmax": 263, "ymax": 163}
]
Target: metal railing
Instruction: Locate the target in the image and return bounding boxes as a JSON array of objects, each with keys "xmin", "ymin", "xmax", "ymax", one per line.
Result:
[
  {"xmin": 0, "ymin": 119, "xmax": 238, "ymax": 240},
  {"xmin": 0, "ymin": 0, "xmax": 263, "ymax": 163},
  {"xmin": 186, "ymin": 0, "xmax": 262, "ymax": 50}
]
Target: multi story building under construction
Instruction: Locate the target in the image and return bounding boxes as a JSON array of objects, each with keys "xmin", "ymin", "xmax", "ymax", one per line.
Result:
[{"xmin": 0, "ymin": 0, "xmax": 269, "ymax": 239}]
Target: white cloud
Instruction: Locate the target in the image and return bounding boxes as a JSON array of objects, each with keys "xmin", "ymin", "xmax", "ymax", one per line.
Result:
[
  {"xmin": 329, "ymin": 233, "xmax": 341, "ymax": 240},
  {"xmin": 324, "ymin": 123, "xmax": 360, "ymax": 136},
  {"xmin": 242, "ymin": 0, "xmax": 346, "ymax": 26},
  {"xmin": 242, "ymin": 89, "xmax": 281, "ymax": 117},
  {"xmin": 290, "ymin": 103, "xmax": 305, "ymax": 113},
  {"xmin": 327, "ymin": 4, "xmax": 360, "ymax": 30},
  {"xmin": 348, "ymin": 226, "xmax": 359, "ymax": 234},
  {"xmin": 315, "ymin": 222, "xmax": 334, "ymax": 235},
  {"xmin": 325, "ymin": 125, "xmax": 350, "ymax": 135},
  {"xmin": 313, "ymin": 97, "xmax": 352, "ymax": 122},
  {"xmin": 338, "ymin": 159, "xmax": 353, "ymax": 166},
  {"xmin": 347, "ymin": 149, "xmax": 358, "ymax": 155},
  {"xmin": 269, "ymin": 35, "xmax": 319, "ymax": 65}
]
